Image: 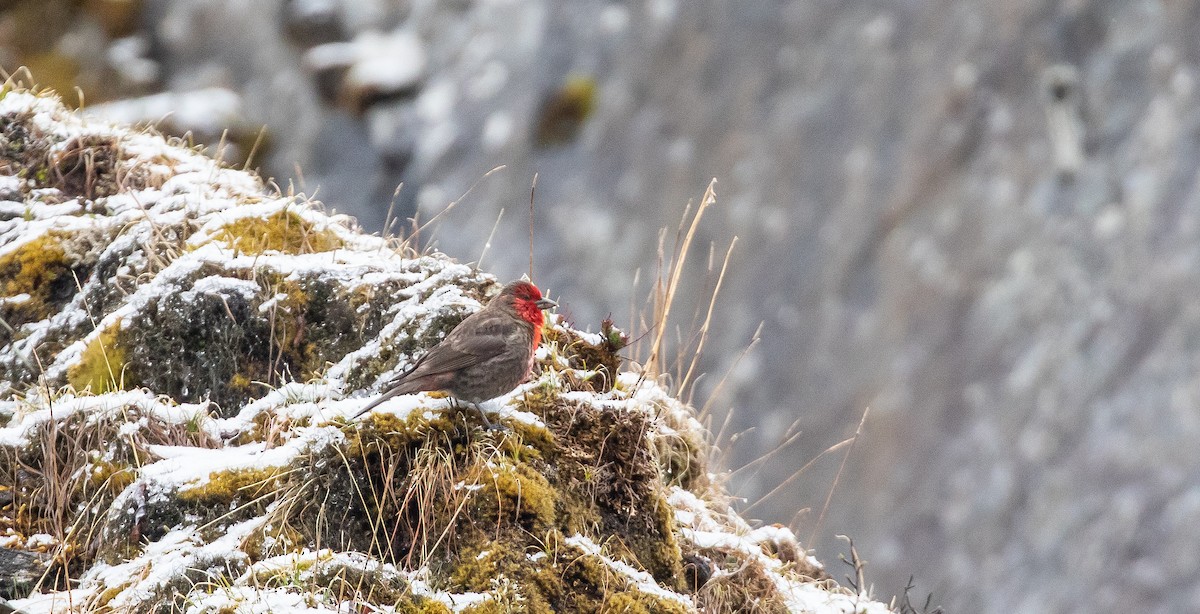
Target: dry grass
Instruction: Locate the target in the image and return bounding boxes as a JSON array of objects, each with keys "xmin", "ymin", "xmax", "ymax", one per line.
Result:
[{"xmin": 0, "ymin": 390, "xmax": 220, "ymax": 591}]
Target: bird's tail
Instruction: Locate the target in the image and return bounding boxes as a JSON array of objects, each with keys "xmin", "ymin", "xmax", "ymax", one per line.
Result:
[
  {"xmin": 350, "ymin": 386, "xmax": 403, "ymax": 420},
  {"xmin": 351, "ymin": 354, "xmax": 434, "ymax": 420},
  {"xmin": 350, "ymin": 378, "xmax": 424, "ymax": 422}
]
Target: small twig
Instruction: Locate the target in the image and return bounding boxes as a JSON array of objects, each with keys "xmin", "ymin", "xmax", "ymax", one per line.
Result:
[
  {"xmin": 529, "ymin": 173, "xmax": 538, "ymax": 280},
  {"xmin": 809, "ymin": 406, "xmax": 870, "ymax": 547},
  {"xmin": 478, "ymin": 208, "xmax": 505, "ymax": 271},
  {"xmin": 243, "ymin": 124, "xmax": 268, "ymax": 171}
]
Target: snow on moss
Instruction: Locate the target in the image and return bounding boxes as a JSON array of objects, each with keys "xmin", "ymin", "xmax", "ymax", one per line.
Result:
[{"xmin": 1, "ymin": 90, "xmax": 894, "ymax": 613}]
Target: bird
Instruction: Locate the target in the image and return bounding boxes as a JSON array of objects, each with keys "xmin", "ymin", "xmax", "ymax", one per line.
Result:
[{"xmin": 352, "ymin": 280, "xmax": 557, "ymax": 427}]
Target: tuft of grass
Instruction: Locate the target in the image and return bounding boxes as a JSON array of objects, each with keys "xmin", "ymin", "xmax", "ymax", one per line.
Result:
[
  {"xmin": 695, "ymin": 557, "xmax": 791, "ymax": 614},
  {"xmin": 637, "ymin": 179, "xmax": 719, "ymax": 384}
]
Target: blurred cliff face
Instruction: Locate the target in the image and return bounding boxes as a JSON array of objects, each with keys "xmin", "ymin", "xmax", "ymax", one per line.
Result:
[{"xmin": 16, "ymin": 0, "xmax": 1200, "ymax": 611}]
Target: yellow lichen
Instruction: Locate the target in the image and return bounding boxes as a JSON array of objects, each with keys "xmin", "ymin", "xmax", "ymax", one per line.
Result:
[
  {"xmin": 0, "ymin": 232, "xmax": 74, "ymax": 331},
  {"xmin": 213, "ymin": 210, "xmax": 343, "ymax": 255},
  {"xmin": 177, "ymin": 466, "xmax": 281, "ymax": 505},
  {"xmin": 87, "ymin": 459, "xmax": 136, "ymax": 494},
  {"xmin": 67, "ymin": 323, "xmax": 131, "ymax": 393}
]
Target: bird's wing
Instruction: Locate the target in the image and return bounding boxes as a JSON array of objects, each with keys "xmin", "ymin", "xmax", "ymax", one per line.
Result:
[{"xmin": 405, "ymin": 319, "xmax": 512, "ymax": 377}]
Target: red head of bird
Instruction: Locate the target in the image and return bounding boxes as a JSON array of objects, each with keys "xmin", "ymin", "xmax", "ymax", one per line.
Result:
[{"xmin": 496, "ymin": 280, "xmax": 557, "ymax": 345}]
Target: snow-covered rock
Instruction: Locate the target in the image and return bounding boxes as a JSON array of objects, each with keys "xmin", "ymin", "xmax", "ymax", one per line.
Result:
[{"xmin": 0, "ymin": 91, "xmax": 891, "ymax": 613}]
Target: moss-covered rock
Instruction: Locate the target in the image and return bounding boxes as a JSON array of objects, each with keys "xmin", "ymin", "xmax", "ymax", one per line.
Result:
[{"xmin": 0, "ymin": 90, "xmax": 893, "ymax": 613}]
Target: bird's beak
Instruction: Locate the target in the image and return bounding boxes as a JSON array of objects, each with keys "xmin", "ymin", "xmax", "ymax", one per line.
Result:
[{"xmin": 536, "ymin": 298, "xmax": 558, "ymax": 310}]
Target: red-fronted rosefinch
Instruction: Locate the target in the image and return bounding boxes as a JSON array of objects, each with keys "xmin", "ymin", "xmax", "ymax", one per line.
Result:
[{"xmin": 352, "ymin": 280, "xmax": 557, "ymax": 426}]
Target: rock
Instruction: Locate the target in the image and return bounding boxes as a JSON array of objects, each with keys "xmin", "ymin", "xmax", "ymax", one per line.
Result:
[{"xmin": 0, "ymin": 547, "xmax": 51, "ymax": 600}]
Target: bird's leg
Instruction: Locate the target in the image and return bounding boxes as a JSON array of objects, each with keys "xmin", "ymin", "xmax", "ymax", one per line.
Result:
[
  {"xmin": 448, "ymin": 396, "xmax": 504, "ymax": 431},
  {"xmin": 472, "ymin": 402, "xmax": 506, "ymax": 431}
]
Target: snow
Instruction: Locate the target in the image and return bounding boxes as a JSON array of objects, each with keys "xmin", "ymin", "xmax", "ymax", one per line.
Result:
[
  {"xmin": 7, "ymin": 589, "xmax": 93, "ymax": 614},
  {"xmin": 0, "ymin": 390, "xmax": 211, "ymax": 448},
  {"xmin": 779, "ymin": 581, "xmax": 895, "ymax": 614},
  {"xmin": 86, "ymin": 517, "xmax": 265, "ymax": 610},
  {"xmin": 184, "ymin": 587, "xmax": 344, "ymax": 613},
  {"xmin": 304, "ymin": 30, "xmax": 426, "ymax": 93},
  {"xmin": 141, "ymin": 425, "xmax": 344, "ymax": 491},
  {"xmin": 0, "ymin": 174, "xmax": 23, "ymax": 191},
  {"xmin": 84, "ymin": 88, "xmax": 241, "ymax": 135},
  {"xmin": 202, "ymin": 549, "xmax": 494, "ymax": 613}
]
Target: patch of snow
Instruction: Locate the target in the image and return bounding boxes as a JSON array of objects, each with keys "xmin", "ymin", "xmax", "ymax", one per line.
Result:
[
  {"xmin": 778, "ymin": 577, "xmax": 894, "ymax": 614},
  {"xmin": 140, "ymin": 425, "xmax": 344, "ymax": 491},
  {"xmin": 86, "ymin": 88, "xmax": 240, "ymax": 136},
  {"xmin": 0, "ymin": 390, "xmax": 187, "ymax": 448},
  {"xmin": 8, "ymin": 589, "xmax": 95, "ymax": 614},
  {"xmin": 0, "ymin": 174, "xmax": 23, "ymax": 191},
  {"xmin": 305, "ymin": 30, "xmax": 426, "ymax": 93},
  {"xmin": 85, "ymin": 516, "xmax": 266, "ymax": 610},
  {"xmin": 185, "ymin": 586, "xmax": 344, "ymax": 613},
  {"xmin": 26, "ymin": 533, "xmax": 57, "ymax": 549}
]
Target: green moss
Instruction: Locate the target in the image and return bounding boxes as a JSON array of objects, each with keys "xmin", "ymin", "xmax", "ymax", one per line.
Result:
[
  {"xmin": 214, "ymin": 210, "xmax": 343, "ymax": 255},
  {"xmin": 404, "ymin": 601, "xmax": 453, "ymax": 614},
  {"xmin": 460, "ymin": 600, "xmax": 505, "ymax": 614},
  {"xmin": 529, "ymin": 392, "xmax": 685, "ymax": 587},
  {"xmin": 484, "ymin": 461, "xmax": 558, "ymax": 532},
  {"xmin": 604, "ymin": 591, "xmax": 692, "ymax": 614},
  {"xmin": 228, "ymin": 372, "xmax": 253, "ymax": 396},
  {"xmin": 446, "ymin": 529, "xmax": 691, "ymax": 613},
  {"xmin": 67, "ymin": 323, "xmax": 131, "ymax": 393},
  {"xmin": 280, "ymin": 382, "xmax": 693, "ymax": 609},
  {"xmin": 87, "ymin": 458, "xmax": 136, "ymax": 493},
  {"xmin": 445, "ymin": 533, "xmax": 561, "ymax": 613}
]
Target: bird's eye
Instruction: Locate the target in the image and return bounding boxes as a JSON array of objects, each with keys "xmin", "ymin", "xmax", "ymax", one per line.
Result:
[{"xmin": 516, "ymin": 283, "xmax": 539, "ymax": 300}]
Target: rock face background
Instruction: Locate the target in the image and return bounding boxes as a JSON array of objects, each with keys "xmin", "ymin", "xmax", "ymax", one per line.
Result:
[{"xmin": 8, "ymin": 1, "xmax": 1200, "ymax": 611}]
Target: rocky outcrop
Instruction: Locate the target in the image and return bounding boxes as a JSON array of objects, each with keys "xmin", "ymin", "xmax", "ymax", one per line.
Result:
[{"xmin": 0, "ymin": 91, "xmax": 890, "ymax": 613}]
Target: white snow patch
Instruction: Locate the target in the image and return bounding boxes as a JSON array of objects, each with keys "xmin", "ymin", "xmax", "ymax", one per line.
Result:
[
  {"xmin": 0, "ymin": 390, "xmax": 209, "ymax": 448},
  {"xmin": 140, "ymin": 425, "xmax": 343, "ymax": 491},
  {"xmin": 305, "ymin": 30, "xmax": 426, "ymax": 94},
  {"xmin": 8, "ymin": 589, "xmax": 95, "ymax": 614},
  {"xmin": 84, "ymin": 88, "xmax": 241, "ymax": 136},
  {"xmin": 85, "ymin": 516, "xmax": 266, "ymax": 610}
]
